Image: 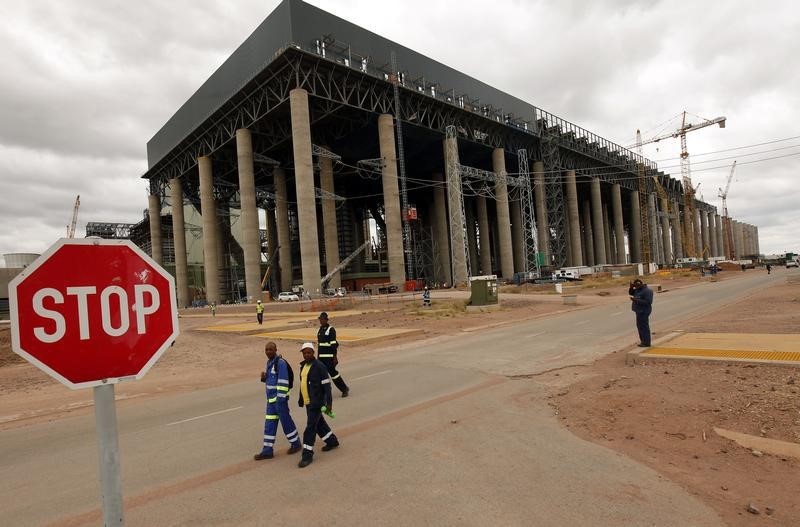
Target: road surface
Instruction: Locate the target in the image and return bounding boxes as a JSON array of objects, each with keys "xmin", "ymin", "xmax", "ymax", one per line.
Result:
[{"xmin": 1, "ymin": 272, "xmax": 772, "ymax": 526}]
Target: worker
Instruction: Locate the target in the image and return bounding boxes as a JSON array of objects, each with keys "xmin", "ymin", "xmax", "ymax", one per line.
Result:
[
  {"xmin": 297, "ymin": 342, "xmax": 339, "ymax": 468},
  {"xmin": 317, "ymin": 312, "xmax": 349, "ymax": 397},
  {"xmin": 422, "ymin": 286, "xmax": 431, "ymax": 307},
  {"xmin": 628, "ymin": 279, "xmax": 653, "ymax": 347},
  {"xmin": 255, "ymin": 341, "xmax": 301, "ymax": 460},
  {"xmin": 256, "ymin": 300, "xmax": 264, "ymax": 325},
  {"xmin": 210, "ymin": 302, "xmax": 216, "ymax": 317}
]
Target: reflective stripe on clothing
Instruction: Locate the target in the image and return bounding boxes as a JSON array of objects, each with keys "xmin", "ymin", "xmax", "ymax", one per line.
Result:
[
  {"xmin": 331, "ymin": 374, "xmax": 340, "ymax": 380},
  {"xmin": 303, "ymin": 444, "xmax": 314, "ymax": 451},
  {"xmin": 321, "ymin": 378, "xmax": 331, "ymax": 384},
  {"xmin": 319, "ymin": 353, "xmax": 334, "ymax": 358},
  {"xmin": 319, "ymin": 343, "xmax": 332, "ymax": 347},
  {"xmin": 277, "ymin": 379, "xmax": 289, "ymax": 385},
  {"xmin": 265, "ymin": 414, "xmax": 279, "ymax": 420},
  {"xmin": 321, "ymin": 431, "xmax": 333, "ymax": 441},
  {"xmin": 277, "ymin": 386, "xmax": 289, "ymax": 393},
  {"xmin": 268, "ymin": 397, "xmax": 277, "ymax": 403}
]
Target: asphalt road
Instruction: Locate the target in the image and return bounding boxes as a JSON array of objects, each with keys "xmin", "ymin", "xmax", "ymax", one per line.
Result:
[{"xmin": 0, "ymin": 271, "xmax": 773, "ymax": 526}]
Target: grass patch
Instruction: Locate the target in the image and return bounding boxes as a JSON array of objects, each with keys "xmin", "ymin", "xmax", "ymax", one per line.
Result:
[{"xmin": 406, "ymin": 299, "xmax": 468, "ymax": 318}]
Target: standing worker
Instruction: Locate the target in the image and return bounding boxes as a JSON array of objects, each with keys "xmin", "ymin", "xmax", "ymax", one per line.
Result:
[
  {"xmin": 297, "ymin": 342, "xmax": 340, "ymax": 468},
  {"xmin": 317, "ymin": 312, "xmax": 349, "ymax": 397},
  {"xmin": 256, "ymin": 300, "xmax": 265, "ymax": 325},
  {"xmin": 254, "ymin": 341, "xmax": 301, "ymax": 460},
  {"xmin": 422, "ymin": 286, "xmax": 431, "ymax": 307},
  {"xmin": 628, "ymin": 279, "xmax": 653, "ymax": 347}
]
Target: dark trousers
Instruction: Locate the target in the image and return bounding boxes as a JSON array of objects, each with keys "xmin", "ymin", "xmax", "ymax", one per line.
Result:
[
  {"xmin": 320, "ymin": 357, "xmax": 349, "ymax": 394},
  {"xmin": 257, "ymin": 313, "xmax": 263, "ymax": 324},
  {"xmin": 302, "ymin": 406, "xmax": 337, "ymax": 458},
  {"xmin": 636, "ymin": 311, "xmax": 651, "ymax": 346}
]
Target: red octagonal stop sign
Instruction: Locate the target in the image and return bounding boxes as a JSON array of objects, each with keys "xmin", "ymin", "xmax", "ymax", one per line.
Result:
[{"xmin": 9, "ymin": 238, "xmax": 179, "ymax": 389}]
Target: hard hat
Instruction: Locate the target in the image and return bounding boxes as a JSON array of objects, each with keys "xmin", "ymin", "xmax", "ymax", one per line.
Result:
[
  {"xmin": 318, "ymin": 311, "xmax": 328, "ymax": 320},
  {"xmin": 300, "ymin": 342, "xmax": 315, "ymax": 352},
  {"xmin": 257, "ymin": 300, "xmax": 262, "ymax": 303}
]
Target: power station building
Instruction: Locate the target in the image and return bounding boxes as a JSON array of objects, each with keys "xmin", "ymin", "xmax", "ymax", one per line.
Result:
[{"xmin": 141, "ymin": 0, "xmax": 759, "ymax": 307}]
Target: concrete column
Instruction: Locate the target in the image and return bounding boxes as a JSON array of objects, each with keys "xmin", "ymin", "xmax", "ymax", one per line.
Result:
[
  {"xmin": 755, "ymin": 226, "xmax": 760, "ymax": 255},
  {"xmin": 693, "ymin": 209, "xmax": 702, "ymax": 257},
  {"xmin": 673, "ymin": 201, "xmax": 684, "ymax": 260},
  {"xmin": 319, "ymin": 153, "xmax": 341, "ymax": 289},
  {"xmin": 722, "ymin": 217, "xmax": 731, "ymax": 258},
  {"xmin": 700, "ymin": 210, "xmax": 710, "ymax": 259},
  {"xmin": 533, "ymin": 161, "xmax": 549, "ymax": 266},
  {"xmin": 648, "ymin": 193, "xmax": 660, "ymax": 264},
  {"xmin": 444, "ymin": 135, "xmax": 468, "ymax": 284},
  {"xmin": 565, "ymin": 170, "xmax": 583, "ymax": 266},
  {"xmin": 432, "ymin": 172, "xmax": 452, "ymax": 285},
  {"xmin": 235, "ymin": 129, "xmax": 262, "ymax": 302},
  {"xmin": 265, "ymin": 206, "xmax": 278, "ymax": 287},
  {"xmin": 602, "ymin": 205, "xmax": 613, "ymax": 264},
  {"xmin": 465, "ymin": 199, "xmax": 479, "ymax": 275},
  {"xmin": 564, "ymin": 209, "xmax": 574, "ymax": 268},
  {"xmin": 708, "ymin": 213, "xmax": 718, "ymax": 258},
  {"xmin": 510, "ymin": 196, "xmax": 524, "ymax": 273},
  {"xmin": 715, "ymin": 214, "xmax": 724, "ymax": 258},
  {"xmin": 492, "ymin": 148, "xmax": 514, "ymax": 278},
  {"xmin": 590, "ymin": 178, "xmax": 607, "ymax": 265},
  {"xmin": 611, "ymin": 184, "xmax": 625, "ymax": 264},
  {"xmin": 169, "ymin": 178, "xmax": 190, "ymax": 308},
  {"xmin": 629, "ymin": 190, "xmax": 642, "ymax": 263},
  {"xmin": 274, "ymin": 168, "xmax": 293, "ymax": 291},
  {"xmin": 476, "ymin": 196, "xmax": 492, "ymax": 274},
  {"xmin": 378, "ymin": 114, "xmax": 406, "ymax": 286},
  {"xmin": 733, "ymin": 220, "xmax": 744, "ymax": 259},
  {"xmin": 147, "ymin": 194, "xmax": 163, "ymax": 265},
  {"xmin": 660, "ymin": 197, "xmax": 672, "ymax": 264},
  {"xmin": 683, "ymin": 205, "xmax": 696, "ymax": 258},
  {"xmin": 582, "ymin": 200, "xmax": 594, "ymax": 267},
  {"xmin": 215, "ymin": 202, "xmax": 228, "ymax": 301},
  {"xmin": 198, "ymin": 156, "xmax": 220, "ymax": 303},
  {"xmin": 290, "ymin": 89, "xmax": 322, "ymax": 294}
]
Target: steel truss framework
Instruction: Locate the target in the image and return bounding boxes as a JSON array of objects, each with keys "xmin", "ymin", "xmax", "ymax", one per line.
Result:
[{"xmin": 143, "ymin": 44, "xmax": 720, "ymax": 278}]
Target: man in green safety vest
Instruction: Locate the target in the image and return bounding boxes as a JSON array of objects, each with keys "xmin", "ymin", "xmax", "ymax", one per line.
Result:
[
  {"xmin": 317, "ymin": 312, "xmax": 349, "ymax": 397},
  {"xmin": 256, "ymin": 300, "xmax": 264, "ymax": 325}
]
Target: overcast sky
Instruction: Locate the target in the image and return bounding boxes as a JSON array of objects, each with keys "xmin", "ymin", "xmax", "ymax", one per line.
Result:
[{"xmin": 1, "ymin": 0, "xmax": 797, "ymax": 262}]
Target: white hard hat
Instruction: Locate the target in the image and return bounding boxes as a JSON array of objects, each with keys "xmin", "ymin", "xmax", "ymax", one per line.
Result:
[{"xmin": 300, "ymin": 342, "xmax": 315, "ymax": 352}]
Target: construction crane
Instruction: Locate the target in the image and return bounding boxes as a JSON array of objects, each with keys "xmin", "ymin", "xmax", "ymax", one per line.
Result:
[
  {"xmin": 321, "ymin": 240, "xmax": 371, "ymax": 290},
  {"xmin": 718, "ymin": 161, "xmax": 737, "ymax": 260},
  {"xmin": 66, "ymin": 195, "xmax": 80, "ymax": 238},
  {"xmin": 632, "ymin": 112, "xmax": 726, "ymax": 258}
]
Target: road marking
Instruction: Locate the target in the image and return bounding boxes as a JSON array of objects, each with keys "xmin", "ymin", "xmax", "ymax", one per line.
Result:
[
  {"xmin": 352, "ymin": 370, "xmax": 392, "ymax": 381},
  {"xmin": 524, "ymin": 331, "xmax": 546, "ymax": 338},
  {"xmin": 166, "ymin": 406, "xmax": 243, "ymax": 426}
]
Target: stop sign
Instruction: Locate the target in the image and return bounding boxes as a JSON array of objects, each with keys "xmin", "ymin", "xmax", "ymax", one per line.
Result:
[{"xmin": 9, "ymin": 238, "xmax": 179, "ymax": 389}]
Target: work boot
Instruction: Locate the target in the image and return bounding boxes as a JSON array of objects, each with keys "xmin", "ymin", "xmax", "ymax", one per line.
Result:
[
  {"xmin": 287, "ymin": 444, "xmax": 301, "ymax": 455},
  {"xmin": 254, "ymin": 452, "xmax": 274, "ymax": 461},
  {"xmin": 322, "ymin": 440, "xmax": 340, "ymax": 452},
  {"xmin": 298, "ymin": 456, "xmax": 313, "ymax": 468}
]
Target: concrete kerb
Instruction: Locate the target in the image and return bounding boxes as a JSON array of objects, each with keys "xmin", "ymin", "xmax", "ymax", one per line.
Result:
[{"xmin": 626, "ymin": 331, "xmax": 800, "ymax": 369}]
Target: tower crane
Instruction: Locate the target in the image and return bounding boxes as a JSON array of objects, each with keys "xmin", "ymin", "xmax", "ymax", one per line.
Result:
[
  {"xmin": 631, "ymin": 112, "xmax": 726, "ymax": 258},
  {"xmin": 67, "ymin": 195, "xmax": 81, "ymax": 238},
  {"xmin": 635, "ymin": 130, "xmax": 678, "ymax": 265},
  {"xmin": 718, "ymin": 161, "xmax": 737, "ymax": 260}
]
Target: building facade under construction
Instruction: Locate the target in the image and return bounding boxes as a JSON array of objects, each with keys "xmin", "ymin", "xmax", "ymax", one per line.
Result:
[{"xmin": 141, "ymin": 0, "xmax": 760, "ymax": 307}]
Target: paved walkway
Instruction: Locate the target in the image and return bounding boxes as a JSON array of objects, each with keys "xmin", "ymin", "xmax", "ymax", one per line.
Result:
[{"xmin": 642, "ymin": 332, "xmax": 800, "ymax": 364}]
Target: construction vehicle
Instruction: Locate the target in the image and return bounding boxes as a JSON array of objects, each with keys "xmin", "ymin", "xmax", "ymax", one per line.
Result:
[
  {"xmin": 66, "ymin": 195, "xmax": 80, "ymax": 238},
  {"xmin": 632, "ymin": 112, "xmax": 726, "ymax": 258},
  {"xmin": 718, "ymin": 161, "xmax": 737, "ymax": 260}
]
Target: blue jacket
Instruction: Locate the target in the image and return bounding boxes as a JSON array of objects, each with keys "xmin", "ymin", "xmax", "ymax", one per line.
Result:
[
  {"xmin": 630, "ymin": 285, "xmax": 653, "ymax": 315},
  {"xmin": 264, "ymin": 355, "xmax": 291, "ymax": 403}
]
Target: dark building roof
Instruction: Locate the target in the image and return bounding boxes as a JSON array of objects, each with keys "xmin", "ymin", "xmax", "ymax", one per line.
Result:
[{"xmin": 148, "ymin": 0, "xmax": 570, "ymax": 169}]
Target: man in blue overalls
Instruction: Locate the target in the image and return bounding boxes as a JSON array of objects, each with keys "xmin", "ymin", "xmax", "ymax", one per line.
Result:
[{"xmin": 254, "ymin": 341, "xmax": 301, "ymax": 460}]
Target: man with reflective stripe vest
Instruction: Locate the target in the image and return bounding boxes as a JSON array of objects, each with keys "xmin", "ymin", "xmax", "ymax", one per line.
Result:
[
  {"xmin": 297, "ymin": 342, "xmax": 339, "ymax": 468},
  {"xmin": 317, "ymin": 311, "xmax": 350, "ymax": 397},
  {"xmin": 254, "ymin": 341, "xmax": 301, "ymax": 460}
]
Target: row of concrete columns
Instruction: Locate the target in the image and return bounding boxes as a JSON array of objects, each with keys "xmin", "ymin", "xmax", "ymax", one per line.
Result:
[{"xmin": 147, "ymin": 88, "xmax": 762, "ymax": 304}]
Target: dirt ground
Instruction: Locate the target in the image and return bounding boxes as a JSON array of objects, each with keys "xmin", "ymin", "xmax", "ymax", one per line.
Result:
[{"xmin": 550, "ymin": 270, "xmax": 800, "ymax": 526}]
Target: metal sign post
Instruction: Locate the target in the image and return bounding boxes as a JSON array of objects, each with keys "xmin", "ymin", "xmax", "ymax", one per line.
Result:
[{"xmin": 94, "ymin": 383, "xmax": 124, "ymax": 526}]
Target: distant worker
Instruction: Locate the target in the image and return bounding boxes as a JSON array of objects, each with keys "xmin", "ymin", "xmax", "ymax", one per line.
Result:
[
  {"xmin": 256, "ymin": 300, "xmax": 265, "ymax": 325},
  {"xmin": 317, "ymin": 312, "xmax": 349, "ymax": 397},
  {"xmin": 255, "ymin": 341, "xmax": 301, "ymax": 460},
  {"xmin": 628, "ymin": 279, "xmax": 653, "ymax": 348},
  {"xmin": 422, "ymin": 286, "xmax": 431, "ymax": 307},
  {"xmin": 210, "ymin": 302, "xmax": 216, "ymax": 317},
  {"xmin": 766, "ymin": 264, "xmax": 772, "ymax": 275},
  {"xmin": 297, "ymin": 342, "xmax": 339, "ymax": 468}
]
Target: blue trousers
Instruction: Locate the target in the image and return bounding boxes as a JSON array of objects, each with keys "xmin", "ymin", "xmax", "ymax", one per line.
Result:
[
  {"xmin": 636, "ymin": 311, "xmax": 651, "ymax": 346},
  {"xmin": 262, "ymin": 399, "xmax": 300, "ymax": 455}
]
